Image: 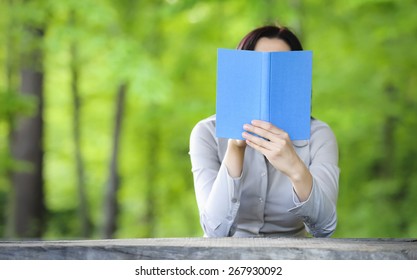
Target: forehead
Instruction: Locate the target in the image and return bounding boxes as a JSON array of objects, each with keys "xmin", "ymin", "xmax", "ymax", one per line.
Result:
[{"xmin": 254, "ymin": 37, "xmax": 291, "ymax": 52}]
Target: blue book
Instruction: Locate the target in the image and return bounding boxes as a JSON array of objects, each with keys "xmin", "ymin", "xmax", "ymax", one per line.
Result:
[{"xmin": 216, "ymin": 48, "xmax": 312, "ymax": 140}]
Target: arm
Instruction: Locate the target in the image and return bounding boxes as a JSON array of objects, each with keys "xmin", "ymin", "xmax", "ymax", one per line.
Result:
[
  {"xmin": 224, "ymin": 139, "xmax": 246, "ymax": 177},
  {"xmin": 243, "ymin": 120, "xmax": 339, "ymax": 237},
  {"xmin": 291, "ymin": 122, "xmax": 339, "ymax": 237},
  {"xmin": 242, "ymin": 120, "xmax": 312, "ymax": 200},
  {"xmin": 189, "ymin": 119, "xmax": 246, "ymax": 237}
]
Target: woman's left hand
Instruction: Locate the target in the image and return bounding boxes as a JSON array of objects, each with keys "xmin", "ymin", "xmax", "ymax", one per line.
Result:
[
  {"xmin": 242, "ymin": 120, "xmax": 313, "ymax": 201},
  {"xmin": 242, "ymin": 120, "xmax": 299, "ymax": 177}
]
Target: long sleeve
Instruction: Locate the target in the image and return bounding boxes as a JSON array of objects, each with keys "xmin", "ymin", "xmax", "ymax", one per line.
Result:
[
  {"xmin": 189, "ymin": 116, "xmax": 242, "ymax": 237},
  {"xmin": 289, "ymin": 121, "xmax": 340, "ymax": 237},
  {"xmin": 189, "ymin": 116, "xmax": 340, "ymax": 238}
]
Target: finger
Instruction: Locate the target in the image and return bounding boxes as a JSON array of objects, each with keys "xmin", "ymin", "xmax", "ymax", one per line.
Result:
[
  {"xmin": 242, "ymin": 131, "xmax": 273, "ymax": 151},
  {"xmin": 245, "ymin": 137, "xmax": 271, "ymax": 155},
  {"xmin": 250, "ymin": 120, "xmax": 288, "ymax": 138},
  {"xmin": 243, "ymin": 123, "xmax": 277, "ymax": 142}
]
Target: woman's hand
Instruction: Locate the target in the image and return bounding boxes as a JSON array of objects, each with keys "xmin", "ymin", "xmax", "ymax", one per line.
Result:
[
  {"xmin": 242, "ymin": 120, "xmax": 312, "ymax": 201},
  {"xmin": 228, "ymin": 139, "xmax": 247, "ymax": 149},
  {"xmin": 223, "ymin": 139, "xmax": 246, "ymax": 178},
  {"xmin": 242, "ymin": 120, "xmax": 297, "ymax": 176}
]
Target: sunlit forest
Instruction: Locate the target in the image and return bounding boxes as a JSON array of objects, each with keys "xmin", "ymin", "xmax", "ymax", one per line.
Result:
[{"xmin": 1, "ymin": 0, "xmax": 416, "ymax": 240}]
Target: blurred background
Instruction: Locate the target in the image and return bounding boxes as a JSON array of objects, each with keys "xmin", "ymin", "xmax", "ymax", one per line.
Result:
[{"xmin": 0, "ymin": 0, "xmax": 416, "ymax": 240}]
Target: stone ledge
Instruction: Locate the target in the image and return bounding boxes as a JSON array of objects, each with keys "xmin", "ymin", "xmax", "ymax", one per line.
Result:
[{"xmin": 1, "ymin": 237, "xmax": 416, "ymax": 260}]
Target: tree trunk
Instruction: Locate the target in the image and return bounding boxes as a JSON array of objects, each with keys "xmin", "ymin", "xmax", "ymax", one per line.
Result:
[
  {"xmin": 9, "ymin": 26, "xmax": 45, "ymax": 239},
  {"xmin": 70, "ymin": 23, "xmax": 91, "ymax": 237},
  {"xmin": 142, "ymin": 103, "xmax": 159, "ymax": 238},
  {"xmin": 3, "ymin": 0, "xmax": 19, "ymax": 238},
  {"xmin": 102, "ymin": 83, "xmax": 127, "ymax": 238}
]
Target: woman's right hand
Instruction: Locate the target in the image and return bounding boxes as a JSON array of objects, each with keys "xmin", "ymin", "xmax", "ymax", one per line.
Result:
[
  {"xmin": 225, "ymin": 139, "xmax": 246, "ymax": 178},
  {"xmin": 228, "ymin": 139, "xmax": 247, "ymax": 149}
]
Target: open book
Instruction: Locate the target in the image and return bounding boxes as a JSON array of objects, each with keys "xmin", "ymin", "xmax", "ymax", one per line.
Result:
[{"xmin": 215, "ymin": 48, "xmax": 312, "ymax": 140}]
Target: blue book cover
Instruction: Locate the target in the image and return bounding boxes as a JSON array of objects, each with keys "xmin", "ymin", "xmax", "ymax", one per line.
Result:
[{"xmin": 216, "ymin": 48, "xmax": 312, "ymax": 140}]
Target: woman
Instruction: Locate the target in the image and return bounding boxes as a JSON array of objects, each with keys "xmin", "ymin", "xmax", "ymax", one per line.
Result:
[{"xmin": 189, "ymin": 25, "xmax": 339, "ymax": 237}]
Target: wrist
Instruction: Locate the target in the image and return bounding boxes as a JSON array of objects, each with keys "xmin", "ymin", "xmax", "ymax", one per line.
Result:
[
  {"xmin": 288, "ymin": 159, "xmax": 313, "ymax": 201},
  {"xmin": 288, "ymin": 159, "xmax": 309, "ymax": 183},
  {"xmin": 225, "ymin": 140, "xmax": 246, "ymax": 178}
]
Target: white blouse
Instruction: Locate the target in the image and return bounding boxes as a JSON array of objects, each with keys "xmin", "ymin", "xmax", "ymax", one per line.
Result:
[{"xmin": 189, "ymin": 115, "xmax": 340, "ymax": 237}]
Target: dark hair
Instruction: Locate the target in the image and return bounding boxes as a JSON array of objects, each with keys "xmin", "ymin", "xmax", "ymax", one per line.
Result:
[{"xmin": 237, "ymin": 25, "xmax": 303, "ymax": 51}]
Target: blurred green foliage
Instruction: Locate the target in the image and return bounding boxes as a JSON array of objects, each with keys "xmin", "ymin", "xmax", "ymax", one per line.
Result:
[{"xmin": 1, "ymin": 0, "xmax": 416, "ymax": 239}]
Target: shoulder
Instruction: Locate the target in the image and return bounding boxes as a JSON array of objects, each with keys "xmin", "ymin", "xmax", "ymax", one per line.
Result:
[
  {"xmin": 190, "ymin": 115, "xmax": 216, "ymax": 139},
  {"xmin": 189, "ymin": 115, "xmax": 218, "ymax": 150},
  {"xmin": 192, "ymin": 114, "xmax": 216, "ymax": 130},
  {"xmin": 310, "ymin": 118, "xmax": 337, "ymax": 143},
  {"xmin": 309, "ymin": 118, "xmax": 339, "ymax": 162},
  {"xmin": 189, "ymin": 115, "xmax": 229, "ymax": 157}
]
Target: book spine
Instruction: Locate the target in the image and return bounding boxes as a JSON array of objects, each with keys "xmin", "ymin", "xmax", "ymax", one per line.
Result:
[{"xmin": 260, "ymin": 52, "xmax": 270, "ymax": 121}]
